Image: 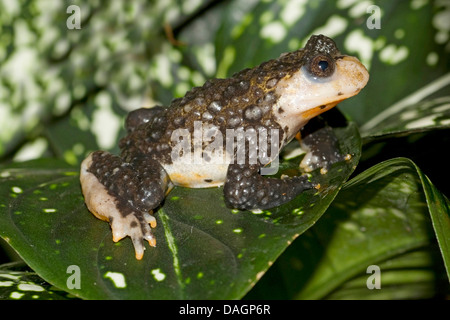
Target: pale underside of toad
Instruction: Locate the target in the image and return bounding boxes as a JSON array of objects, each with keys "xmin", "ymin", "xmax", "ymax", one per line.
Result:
[{"xmin": 80, "ymin": 35, "xmax": 369, "ymax": 260}]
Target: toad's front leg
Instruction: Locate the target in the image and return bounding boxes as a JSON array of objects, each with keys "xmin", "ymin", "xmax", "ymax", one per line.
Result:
[
  {"xmin": 80, "ymin": 151, "xmax": 171, "ymax": 260},
  {"xmin": 299, "ymin": 125, "xmax": 349, "ymax": 173}
]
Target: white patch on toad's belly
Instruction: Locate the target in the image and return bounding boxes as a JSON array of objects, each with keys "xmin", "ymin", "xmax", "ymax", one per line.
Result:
[
  {"xmin": 163, "ymin": 161, "xmax": 229, "ymax": 188},
  {"xmin": 163, "ymin": 146, "xmax": 235, "ymax": 188},
  {"xmin": 165, "ymin": 123, "xmax": 234, "ymax": 188}
]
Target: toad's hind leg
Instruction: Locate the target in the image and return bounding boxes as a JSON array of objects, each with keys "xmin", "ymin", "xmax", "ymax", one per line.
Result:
[
  {"xmin": 223, "ymin": 164, "xmax": 314, "ymax": 210},
  {"xmin": 80, "ymin": 151, "xmax": 171, "ymax": 260}
]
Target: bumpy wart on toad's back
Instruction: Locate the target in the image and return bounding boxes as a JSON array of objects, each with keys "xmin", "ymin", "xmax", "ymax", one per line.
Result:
[{"xmin": 80, "ymin": 35, "xmax": 369, "ymax": 260}]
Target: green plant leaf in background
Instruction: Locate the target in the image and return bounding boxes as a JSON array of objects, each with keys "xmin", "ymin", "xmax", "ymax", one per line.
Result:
[
  {"xmin": 247, "ymin": 158, "xmax": 450, "ymax": 299},
  {"xmin": 0, "ymin": 261, "xmax": 78, "ymax": 300},
  {"xmin": 0, "ymin": 120, "xmax": 361, "ymax": 299},
  {"xmin": 1, "ymin": 1, "xmax": 448, "ymax": 165},
  {"xmin": 0, "ymin": 0, "xmax": 194, "ymax": 160},
  {"xmin": 360, "ymin": 77, "xmax": 450, "ymax": 138},
  {"xmin": 414, "ymin": 161, "xmax": 450, "ymax": 280}
]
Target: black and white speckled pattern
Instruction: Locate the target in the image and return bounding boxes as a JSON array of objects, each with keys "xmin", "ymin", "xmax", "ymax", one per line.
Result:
[
  {"xmin": 299, "ymin": 124, "xmax": 346, "ymax": 172},
  {"xmin": 223, "ymin": 163, "xmax": 313, "ymax": 210},
  {"xmin": 87, "ymin": 151, "xmax": 170, "ymax": 218}
]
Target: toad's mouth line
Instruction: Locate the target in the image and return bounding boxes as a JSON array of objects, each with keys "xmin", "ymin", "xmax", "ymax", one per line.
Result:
[
  {"xmin": 300, "ymin": 99, "xmax": 343, "ymax": 120},
  {"xmin": 298, "ymin": 87, "xmax": 364, "ymax": 120}
]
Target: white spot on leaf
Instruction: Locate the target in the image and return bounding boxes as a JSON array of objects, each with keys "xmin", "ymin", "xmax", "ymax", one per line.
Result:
[
  {"xmin": 104, "ymin": 271, "xmax": 127, "ymax": 288},
  {"xmin": 260, "ymin": 22, "xmax": 287, "ymax": 43},
  {"xmin": 13, "ymin": 138, "xmax": 48, "ymax": 162},
  {"xmin": 10, "ymin": 292, "xmax": 24, "ymax": 299},
  {"xmin": 426, "ymin": 52, "xmax": 439, "ymax": 66},
  {"xmin": 410, "ymin": 0, "xmax": 428, "ymax": 10},
  {"xmin": 281, "ymin": 0, "xmax": 307, "ymax": 26},
  {"xmin": 349, "ymin": 0, "xmax": 374, "ymax": 18},
  {"xmin": 344, "ymin": 29, "xmax": 374, "ymax": 70},
  {"xmin": 379, "ymin": 44, "xmax": 409, "ymax": 65},
  {"xmin": 17, "ymin": 283, "xmax": 45, "ymax": 292},
  {"xmin": 0, "ymin": 274, "xmax": 20, "ymax": 280},
  {"xmin": 151, "ymin": 268, "xmax": 166, "ymax": 282},
  {"xmin": 11, "ymin": 186, "xmax": 22, "ymax": 194},
  {"xmin": 92, "ymin": 92, "xmax": 121, "ymax": 150},
  {"xmin": 310, "ymin": 15, "xmax": 348, "ymax": 39},
  {"xmin": 405, "ymin": 115, "xmax": 437, "ymax": 129},
  {"xmin": 337, "ymin": 0, "xmax": 359, "ymax": 9},
  {"xmin": 0, "ymin": 281, "xmax": 14, "ymax": 287},
  {"xmin": 1, "ymin": 171, "xmax": 11, "ymax": 178}
]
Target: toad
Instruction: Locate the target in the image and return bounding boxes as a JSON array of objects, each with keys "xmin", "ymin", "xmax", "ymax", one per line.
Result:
[{"xmin": 80, "ymin": 35, "xmax": 369, "ymax": 259}]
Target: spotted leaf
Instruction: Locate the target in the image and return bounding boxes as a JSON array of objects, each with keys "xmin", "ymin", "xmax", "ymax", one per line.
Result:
[{"xmin": 0, "ymin": 261, "xmax": 77, "ymax": 300}]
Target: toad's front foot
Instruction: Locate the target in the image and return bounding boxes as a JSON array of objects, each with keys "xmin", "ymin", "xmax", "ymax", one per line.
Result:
[
  {"xmin": 299, "ymin": 125, "xmax": 348, "ymax": 173},
  {"xmin": 80, "ymin": 151, "xmax": 171, "ymax": 260}
]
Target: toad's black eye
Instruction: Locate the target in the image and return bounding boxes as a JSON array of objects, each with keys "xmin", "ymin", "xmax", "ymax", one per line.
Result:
[
  {"xmin": 307, "ymin": 54, "xmax": 335, "ymax": 79},
  {"xmin": 318, "ymin": 60, "xmax": 329, "ymax": 71}
]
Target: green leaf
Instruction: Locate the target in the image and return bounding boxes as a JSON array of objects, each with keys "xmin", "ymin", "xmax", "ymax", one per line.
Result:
[
  {"xmin": 297, "ymin": 157, "xmax": 449, "ymax": 299},
  {"xmin": 0, "ymin": 1, "xmax": 186, "ymax": 159},
  {"xmin": 413, "ymin": 162, "xmax": 450, "ymax": 279},
  {"xmin": 4, "ymin": 0, "xmax": 447, "ymax": 162},
  {"xmin": 325, "ymin": 249, "xmax": 447, "ymax": 300},
  {"xmin": 247, "ymin": 157, "xmax": 449, "ymax": 299},
  {"xmin": 0, "ymin": 261, "xmax": 77, "ymax": 300},
  {"xmin": 0, "ymin": 122, "xmax": 361, "ymax": 299},
  {"xmin": 360, "ymin": 78, "xmax": 450, "ymax": 138}
]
